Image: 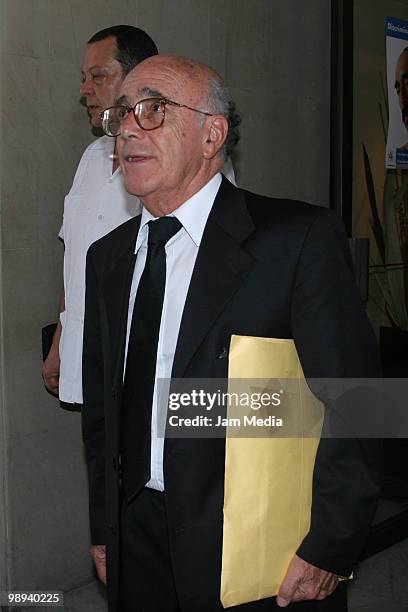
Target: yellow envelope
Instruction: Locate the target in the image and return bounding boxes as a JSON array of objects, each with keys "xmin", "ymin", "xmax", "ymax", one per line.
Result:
[{"xmin": 220, "ymin": 335, "xmax": 324, "ymax": 608}]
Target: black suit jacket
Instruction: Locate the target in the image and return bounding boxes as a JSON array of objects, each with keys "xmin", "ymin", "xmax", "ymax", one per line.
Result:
[{"xmin": 82, "ymin": 177, "xmax": 382, "ymax": 611}]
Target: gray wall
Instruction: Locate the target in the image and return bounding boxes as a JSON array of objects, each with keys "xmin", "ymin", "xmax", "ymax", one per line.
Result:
[{"xmin": 0, "ymin": 0, "xmax": 331, "ymax": 594}]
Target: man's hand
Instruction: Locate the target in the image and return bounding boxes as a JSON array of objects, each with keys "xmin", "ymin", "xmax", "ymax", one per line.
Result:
[
  {"xmin": 91, "ymin": 545, "xmax": 107, "ymax": 585},
  {"xmin": 42, "ymin": 345, "xmax": 60, "ymax": 397},
  {"xmin": 277, "ymin": 554, "xmax": 338, "ymax": 607}
]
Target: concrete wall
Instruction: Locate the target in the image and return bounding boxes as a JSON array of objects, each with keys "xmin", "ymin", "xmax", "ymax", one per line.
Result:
[{"xmin": 0, "ymin": 0, "xmax": 331, "ymax": 593}]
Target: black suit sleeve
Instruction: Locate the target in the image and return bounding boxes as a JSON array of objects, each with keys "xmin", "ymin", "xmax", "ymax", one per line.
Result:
[
  {"xmin": 81, "ymin": 246, "xmax": 107, "ymax": 545},
  {"xmin": 291, "ymin": 208, "xmax": 382, "ymax": 575}
]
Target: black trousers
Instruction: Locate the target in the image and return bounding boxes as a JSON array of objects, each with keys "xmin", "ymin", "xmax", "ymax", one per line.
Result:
[{"xmin": 119, "ymin": 488, "xmax": 347, "ymax": 612}]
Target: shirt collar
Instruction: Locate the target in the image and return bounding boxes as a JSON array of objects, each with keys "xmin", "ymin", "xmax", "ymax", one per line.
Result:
[{"xmin": 135, "ymin": 173, "xmax": 222, "ymax": 253}]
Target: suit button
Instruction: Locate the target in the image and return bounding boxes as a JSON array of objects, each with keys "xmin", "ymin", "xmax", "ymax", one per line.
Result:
[
  {"xmin": 112, "ymin": 456, "xmax": 117, "ymax": 471},
  {"xmin": 109, "ymin": 523, "xmax": 117, "ymax": 536},
  {"xmin": 111, "ymin": 389, "xmax": 117, "ymax": 400}
]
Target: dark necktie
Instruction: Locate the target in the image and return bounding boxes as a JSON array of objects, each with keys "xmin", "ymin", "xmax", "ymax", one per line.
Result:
[{"xmin": 121, "ymin": 216, "xmax": 182, "ymax": 502}]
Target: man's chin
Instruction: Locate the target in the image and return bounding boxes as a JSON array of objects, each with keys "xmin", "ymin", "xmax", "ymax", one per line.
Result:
[
  {"xmin": 87, "ymin": 117, "xmax": 105, "ymax": 137},
  {"xmin": 123, "ymin": 177, "xmax": 152, "ymax": 199},
  {"xmin": 88, "ymin": 113, "xmax": 102, "ymax": 129},
  {"xmin": 86, "ymin": 114, "xmax": 104, "ymax": 135},
  {"xmin": 86, "ymin": 107, "xmax": 102, "ymax": 128}
]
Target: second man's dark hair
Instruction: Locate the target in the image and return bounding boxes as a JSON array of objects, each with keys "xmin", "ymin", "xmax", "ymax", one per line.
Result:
[{"xmin": 88, "ymin": 25, "xmax": 158, "ymax": 75}]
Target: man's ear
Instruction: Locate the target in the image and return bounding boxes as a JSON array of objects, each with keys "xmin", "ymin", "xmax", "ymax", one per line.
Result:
[{"xmin": 202, "ymin": 116, "xmax": 228, "ymax": 159}]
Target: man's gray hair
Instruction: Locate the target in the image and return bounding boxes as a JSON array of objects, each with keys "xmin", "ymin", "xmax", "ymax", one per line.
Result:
[{"xmin": 206, "ymin": 77, "xmax": 241, "ymax": 160}]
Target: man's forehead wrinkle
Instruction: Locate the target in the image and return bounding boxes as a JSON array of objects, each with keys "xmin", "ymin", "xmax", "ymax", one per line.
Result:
[
  {"xmin": 82, "ymin": 60, "xmax": 120, "ymax": 76},
  {"xmin": 120, "ymin": 81, "xmax": 164, "ymax": 102},
  {"xmin": 83, "ymin": 63, "xmax": 105, "ymax": 72}
]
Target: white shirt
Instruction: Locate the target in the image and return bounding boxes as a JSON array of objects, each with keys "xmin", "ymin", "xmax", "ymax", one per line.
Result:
[
  {"xmin": 59, "ymin": 136, "xmax": 141, "ymax": 403},
  {"xmin": 125, "ymin": 173, "xmax": 223, "ymax": 490}
]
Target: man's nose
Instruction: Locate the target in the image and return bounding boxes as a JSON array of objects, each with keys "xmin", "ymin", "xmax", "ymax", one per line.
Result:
[
  {"xmin": 121, "ymin": 110, "xmax": 143, "ymax": 139},
  {"xmin": 80, "ymin": 76, "xmax": 94, "ymax": 97}
]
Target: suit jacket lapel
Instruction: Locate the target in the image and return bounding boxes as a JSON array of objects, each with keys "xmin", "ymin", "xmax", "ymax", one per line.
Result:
[
  {"xmin": 101, "ymin": 216, "xmax": 141, "ymax": 391},
  {"xmin": 172, "ymin": 178, "xmax": 256, "ymax": 378}
]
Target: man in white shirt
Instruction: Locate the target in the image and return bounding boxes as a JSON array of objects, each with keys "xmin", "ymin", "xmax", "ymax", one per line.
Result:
[{"xmin": 41, "ymin": 25, "xmax": 158, "ymax": 407}]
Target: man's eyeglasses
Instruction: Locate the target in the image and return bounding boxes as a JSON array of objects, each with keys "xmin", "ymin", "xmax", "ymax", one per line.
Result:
[{"xmin": 101, "ymin": 97, "xmax": 214, "ymax": 137}]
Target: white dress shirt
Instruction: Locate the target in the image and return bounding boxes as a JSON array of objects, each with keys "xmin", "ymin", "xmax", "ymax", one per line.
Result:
[
  {"xmin": 125, "ymin": 173, "xmax": 223, "ymax": 490},
  {"xmin": 59, "ymin": 136, "xmax": 141, "ymax": 403}
]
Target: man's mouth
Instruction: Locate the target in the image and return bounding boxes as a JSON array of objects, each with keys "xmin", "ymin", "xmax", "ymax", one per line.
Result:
[
  {"xmin": 124, "ymin": 155, "xmax": 153, "ymax": 163},
  {"xmin": 87, "ymin": 105, "xmax": 100, "ymax": 114}
]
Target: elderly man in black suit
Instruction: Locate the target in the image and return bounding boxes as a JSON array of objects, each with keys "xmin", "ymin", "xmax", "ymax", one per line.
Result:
[{"xmin": 82, "ymin": 54, "xmax": 381, "ymax": 612}]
